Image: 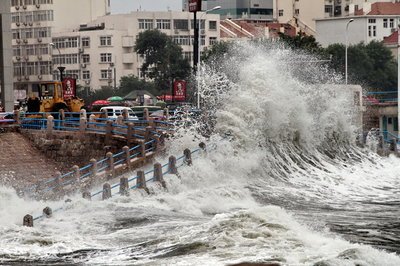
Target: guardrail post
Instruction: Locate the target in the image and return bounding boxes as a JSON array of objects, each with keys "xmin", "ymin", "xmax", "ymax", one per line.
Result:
[
  {"xmin": 122, "ymin": 146, "xmax": 131, "ymax": 169},
  {"xmin": 72, "ymin": 165, "xmax": 80, "ymax": 188},
  {"xmin": 47, "ymin": 115, "xmax": 54, "ymax": 135},
  {"xmin": 140, "ymin": 142, "xmax": 146, "ymax": 157},
  {"xmin": 90, "ymin": 158, "xmax": 97, "ymax": 179},
  {"xmin": 393, "ymin": 138, "xmax": 398, "ymax": 152},
  {"xmin": 199, "ymin": 142, "xmax": 206, "ymax": 151},
  {"xmin": 127, "ymin": 123, "xmax": 134, "ymax": 143},
  {"xmin": 379, "ymin": 135, "xmax": 384, "ymax": 149},
  {"xmin": 145, "ymin": 126, "xmax": 152, "ymax": 141},
  {"xmin": 137, "ymin": 170, "xmax": 149, "ymax": 193},
  {"xmin": 105, "ymin": 120, "xmax": 113, "ymax": 145},
  {"xmin": 116, "ymin": 115, "xmax": 123, "ymax": 125},
  {"xmin": 80, "ymin": 109, "xmax": 86, "ymax": 118},
  {"xmin": 53, "ymin": 171, "xmax": 63, "ymax": 195},
  {"xmin": 183, "ymin": 148, "xmax": 192, "ymax": 165},
  {"xmin": 59, "ymin": 108, "xmax": 65, "ymax": 121},
  {"xmin": 13, "ymin": 110, "xmax": 20, "ymax": 124},
  {"xmin": 89, "ymin": 114, "xmax": 96, "ymax": 129},
  {"xmin": 82, "ymin": 191, "xmax": 91, "ymax": 200},
  {"xmin": 154, "ymin": 162, "xmax": 166, "ymax": 188},
  {"xmin": 119, "ymin": 177, "xmax": 129, "ymax": 196},
  {"xmin": 144, "ymin": 108, "xmax": 150, "ymax": 121},
  {"xmin": 102, "ymin": 183, "xmax": 111, "ymax": 200},
  {"xmin": 43, "ymin": 207, "xmax": 52, "ymax": 218},
  {"xmin": 23, "ymin": 214, "xmax": 33, "ymax": 227},
  {"xmin": 106, "ymin": 152, "xmax": 114, "ymax": 178},
  {"xmin": 168, "ymin": 156, "xmax": 177, "ymax": 175},
  {"xmin": 79, "ymin": 116, "xmax": 87, "ymax": 136}
]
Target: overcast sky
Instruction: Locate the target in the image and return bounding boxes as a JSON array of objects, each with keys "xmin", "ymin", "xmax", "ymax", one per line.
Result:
[{"xmin": 111, "ymin": 0, "xmax": 183, "ymax": 13}]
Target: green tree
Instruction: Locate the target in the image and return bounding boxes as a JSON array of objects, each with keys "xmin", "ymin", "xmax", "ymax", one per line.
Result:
[
  {"xmin": 202, "ymin": 41, "xmax": 233, "ymax": 63},
  {"xmin": 278, "ymin": 32, "xmax": 323, "ymax": 54},
  {"xmin": 134, "ymin": 29, "xmax": 191, "ymax": 93},
  {"xmin": 325, "ymin": 41, "xmax": 397, "ymax": 90},
  {"xmin": 118, "ymin": 75, "xmax": 157, "ymax": 96}
]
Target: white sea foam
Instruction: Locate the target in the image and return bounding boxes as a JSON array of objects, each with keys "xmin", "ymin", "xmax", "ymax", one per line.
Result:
[{"xmin": 1, "ymin": 41, "xmax": 400, "ymax": 265}]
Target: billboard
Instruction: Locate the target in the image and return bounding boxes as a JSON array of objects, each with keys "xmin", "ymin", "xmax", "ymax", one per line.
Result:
[
  {"xmin": 188, "ymin": 0, "xmax": 202, "ymax": 12},
  {"xmin": 62, "ymin": 77, "xmax": 76, "ymax": 98},
  {"xmin": 173, "ymin": 80, "xmax": 186, "ymax": 101}
]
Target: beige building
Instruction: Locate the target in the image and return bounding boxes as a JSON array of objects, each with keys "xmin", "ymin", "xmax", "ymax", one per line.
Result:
[
  {"xmin": 10, "ymin": 1, "xmax": 220, "ymax": 99},
  {"xmin": 10, "ymin": 0, "xmax": 110, "ymax": 100},
  {"xmin": 51, "ymin": 11, "xmax": 220, "ymax": 93}
]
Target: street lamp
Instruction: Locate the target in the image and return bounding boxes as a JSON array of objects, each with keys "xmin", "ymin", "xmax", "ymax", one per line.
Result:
[
  {"xmin": 50, "ymin": 42, "xmax": 65, "ymax": 81},
  {"xmin": 345, "ymin": 19, "xmax": 354, "ymax": 85},
  {"xmin": 197, "ymin": 5, "xmax": 221, "ymax": 108}
]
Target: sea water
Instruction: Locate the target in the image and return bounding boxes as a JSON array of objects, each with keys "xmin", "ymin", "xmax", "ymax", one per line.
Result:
[{"xmin": 1, "ymin": 42, "xmax": 400, "ymax": 265}]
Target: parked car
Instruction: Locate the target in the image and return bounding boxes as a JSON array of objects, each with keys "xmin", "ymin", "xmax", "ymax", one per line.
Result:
[
  {"xmin": 131, "ymin": 106, "xmax": 162, "ymax": 119},
  {"xmin": 100, "ymin": 106, "xmax": 138, "ymax": 120}
]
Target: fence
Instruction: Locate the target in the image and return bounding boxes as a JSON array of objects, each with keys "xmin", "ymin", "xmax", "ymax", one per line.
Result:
[{"xmin": 23, "ymin": 145, "xmax": 205, "ymax": 227}]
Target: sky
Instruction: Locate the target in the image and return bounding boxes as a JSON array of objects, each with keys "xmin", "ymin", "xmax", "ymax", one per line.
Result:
[{"xmin": 111, "ymin": 0, "xmax": 183, "ymax": 13}]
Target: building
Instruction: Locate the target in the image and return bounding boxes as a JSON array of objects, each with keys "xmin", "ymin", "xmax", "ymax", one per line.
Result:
[
  {"xmin": 183, "ymin": 0, "xmax": 274, "ymax": 21},
  {"xmin": 8, "ymin": 0, "xmax": 220, "ymax": 101},
  {"xmin": 316, "ymin": 2, "xmax": 400, "ymax": 47},
  {"xmin": 10, "ymin": 0, "xmax": 110, "ymax": 101},
  {"xmin": 50, "ymin": 11, "xmax": 220, "ymax": 93}
]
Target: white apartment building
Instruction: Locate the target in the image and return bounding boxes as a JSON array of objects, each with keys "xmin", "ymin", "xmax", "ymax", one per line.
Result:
[
  {"xmin": 10, "ymin": 0, "xmax": 110, "ymax": 100},
  {"xmin": 51, "ymin": 11, "xmax": 220, "ymax": 93},
  {"xmin": 316, "ymin": 2, "xmax": 400, "ymax": 47}
]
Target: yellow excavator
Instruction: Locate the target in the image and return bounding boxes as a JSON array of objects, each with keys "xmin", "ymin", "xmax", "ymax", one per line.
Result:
[{"xmin": 27, "ymin": 80, "xmax": 84, "ymax": 113}]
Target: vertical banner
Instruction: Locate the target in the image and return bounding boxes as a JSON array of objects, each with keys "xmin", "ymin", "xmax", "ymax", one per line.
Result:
[
  {"xmin": 173, "ymin": 80, "xmax": 186, "ymax": 101},
  {"xmin": 188, "ymin": 0, "xmax": 202, "ymax": 12},
  {"xmin": 62, "ymin": 77, "xmax": 76, "ymax": 98}
]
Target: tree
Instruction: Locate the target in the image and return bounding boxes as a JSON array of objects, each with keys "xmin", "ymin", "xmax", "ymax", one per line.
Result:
[
  {"xmin": 118, "ymin": 75, "xmax": 156, "ymax": 96},
  {"xmin": 202, "ymin": 41, "xmax": 233, "ymax": 63},
  {"xmin": 278, "ymin": 32, "xmax": 323, "ymax": 54},
  {"xmin": 134, "ymin": 29, "xmax": 191, "ymax": 93},
  {"xmin": 325, "ymin": 41, "xmax": 397, "ymax": 90}
]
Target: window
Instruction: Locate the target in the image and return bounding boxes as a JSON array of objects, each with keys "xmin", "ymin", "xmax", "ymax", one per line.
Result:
[
  {"xmin": 388, "ymin": 117, "xmax": 393, "ymax": 124},
  {"xmin": 209, "ymin": 20, "xmax": 217, "ymax": 30},
  {"xmin": 295, "ymin": 9, "xmax": 299, "ymax": 15},
  {"xmin": 82, "ymin": 54, "xmax": 90, "ymax": 63},
  {"xmin": 324, "ymin": 5, "xmax": 332, "ymax": 15},
  {"xmin": 82, "ymin": 37, "xmax": 90, "ymax": 47},
  {"xmin": 209, "ymin": 37, "xmax": 218, "ymax": 45},
  {"xmin": 390, "ymin": 19, "xmax": 394, "ymax": 28},
  {"xmin": 278, "ymin": 9, "xmax": 284, "ymax": 16},
  {"xmin": 138, "ymin": 19, "xmax": 153, "ymax": 30},
  {"xmin": 100, "ymin": 53, "xmax": 112, "ymax": 63},
  {"xmin": 100, "ymin": 36, "xmax": 112, "ymax": 46},
  {"xmin": 368, "ymin": 25, "xmax": 376, "ymax": 37},
  {"xmin": 101, "ymin": 69, "xmax": 112, "ymax": 79},
  {"xmin": 82, "ymin": 70, "xmax": 90, "ymax": 80},
  {"xmin": 394, "ymin": 117, "xmax": 399, "ymax": 131},
  {"xmin": 368, "ymin": 19, "xmax": 376, "ymax": 24},
  {"xmin": 156, "ymin": 19, "xmax": 171, "ymax": 29},
  {"xmin": 173, "ymin": 36, "xmax": 191, "ymax": 46},
  {"xmin": 52, "ymin": 37, "xmax": 78, "ymax": 49},
  {"xmin": 52, "ymin": 54, "xmax": 79, "ymax": 65},
  {"xmin": 174, "ymin": 19, "xmax": 189, "ymax": 30},
  {"xmin": 383, "ymin": 19, "xmax": 388, "ymax": 28}
]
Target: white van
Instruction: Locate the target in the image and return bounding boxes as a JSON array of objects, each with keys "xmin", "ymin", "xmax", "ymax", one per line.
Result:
[{"xmin": 100, "ymin": 106, "xmax": 138, "ymax": 120}]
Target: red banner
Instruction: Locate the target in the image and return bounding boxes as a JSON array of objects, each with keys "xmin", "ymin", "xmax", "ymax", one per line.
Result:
[
  {"xmin": 173, "ymin": 80, "xmax": 186, "ymax": 101},
  {"xmin": 62, "ymin": 78, "xmax": 76, "ymax": 98},
  {"xmin": 188, "ymin": 0, "xmax": 202, "ymax": 12}
]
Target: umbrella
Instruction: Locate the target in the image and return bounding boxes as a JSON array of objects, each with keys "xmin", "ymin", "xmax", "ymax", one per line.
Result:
[
  {"xmin": 91, "ymin": 100, "xmax": 110, "ymax": 106},
  {"xmin": 107, "ymin": 96, "xmax": 124, "ymax": 102}
]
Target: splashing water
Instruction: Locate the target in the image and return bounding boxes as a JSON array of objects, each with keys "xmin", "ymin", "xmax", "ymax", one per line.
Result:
[{"xmin": 1, "ymin": 42, "xmax": 400, "ymax": 265}]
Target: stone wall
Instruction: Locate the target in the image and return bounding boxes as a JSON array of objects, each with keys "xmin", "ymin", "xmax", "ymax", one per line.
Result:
[{"xmin": 21, "ymin": 130, "xmax": 128, "ymax": 170}]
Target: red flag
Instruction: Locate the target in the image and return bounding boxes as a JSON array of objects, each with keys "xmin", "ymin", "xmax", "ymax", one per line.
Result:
[
  {"xmin": 173, "ymin": 80, "xmax": 186, "ymax": 101},
  {"xmin": 62, "ymin": 78, "xmax": 76, "ymax": 98}
]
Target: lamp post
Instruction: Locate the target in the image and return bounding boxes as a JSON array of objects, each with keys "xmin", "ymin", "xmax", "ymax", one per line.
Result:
[
  {"xmin": 197, "ymin": 5, "xmax": 221, "ymax": 109},
  {"xmin": 50, "ymin": 42, "xmax": 65, "ymax": 81},
  {"xmin": 397, "ymin": 26, "xmax": 400, "ymax": 138},
  {"xmin": 345, "ymin": 19, "xmax": 354, "ymax": 85}
]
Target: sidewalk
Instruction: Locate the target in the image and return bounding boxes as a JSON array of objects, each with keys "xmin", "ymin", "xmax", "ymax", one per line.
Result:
[{"xmin": 0, "ymin": 132, "xmax": 60, "ymax": 191}]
